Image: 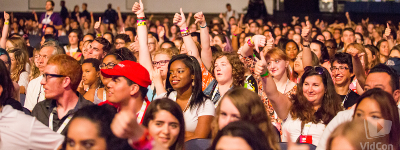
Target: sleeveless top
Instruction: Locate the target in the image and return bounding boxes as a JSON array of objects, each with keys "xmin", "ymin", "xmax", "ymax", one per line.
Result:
[{"xmin": 93, "ymin": 88, "xmax": 106, "ymax": 104}]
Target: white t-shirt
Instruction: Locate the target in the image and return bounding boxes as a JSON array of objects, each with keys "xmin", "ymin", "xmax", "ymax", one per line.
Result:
[
  {"xmin": 282, "ymin": 113, "xmax": 326, "ymax": 146},
  {"xmin": 63, "ymin": 45, "xmax": 79, "ymax": 57},
  {"xmin": 0, "ymin": 105, "xmax": 64, "ymax": 149},
  {"xmin": 156, "ymin": 91, "xmax": 215, "ymax": 132},
  {"xmin": 24, "ymin": 75, "xmax": 45, "ymax": 111},
  {"xmin": 18, "ymin": 71, "xmax": 29, "ymax": 89}
]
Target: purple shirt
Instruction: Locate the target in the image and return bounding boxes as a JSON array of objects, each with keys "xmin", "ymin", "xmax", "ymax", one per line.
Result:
[{"xmin": 39, "ymin": 12, "xmax": 63, "ymax": 36}]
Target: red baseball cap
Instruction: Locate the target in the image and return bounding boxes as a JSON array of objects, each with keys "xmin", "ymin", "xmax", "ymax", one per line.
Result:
[{"xmin": 101, "ymin": 60, "xmax": 151, "ymax": 87}]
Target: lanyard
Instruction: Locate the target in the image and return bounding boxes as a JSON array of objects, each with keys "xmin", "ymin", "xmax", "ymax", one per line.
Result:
[
  {"xmin": 341, "ymin": 89, "xmax": 351, "ymax": 107},
  {"xmin": 103, "ymin": 89, "xmax": 107, "ymax": 101},
  {"xmin": 49, "ymin": 107, "xmax": 73, "ymax": 134},
  {"xmin": 136, "ymin": 100, "xmax": 148, "ymax": 124},
  {"xmin": 301, "ymin": 122, "xmax": 313, "ymax": 136}
]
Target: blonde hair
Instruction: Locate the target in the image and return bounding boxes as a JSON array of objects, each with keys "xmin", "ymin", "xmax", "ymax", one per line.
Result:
[
  {"xmin": 151, "ymin": 47, "xmax": 179, "ymax": 60},
  {"xmin": 8, "ymin": 48, "xmax": 29, "ymax": 82},
  {"xmin": 29, "ymin": 48, "xmax": 41, "ymax": 80},
  {"xmin": 7, "ymin": 37, "xmax": 27, "ymax": 51}
]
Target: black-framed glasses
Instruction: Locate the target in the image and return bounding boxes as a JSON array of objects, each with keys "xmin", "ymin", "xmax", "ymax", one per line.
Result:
[
  {"xmin": 152, "ymin": 60, "xmax": 170, "ymax": 66},
  {"xmin": 99, "ymin": 62, "xmax": 117, "ymax": 69},
  {"xmin": 330, "ymin": 66, "xmax": 349, "ymax": 72},
  {"xmin": 42, "ymin": 73, "xmax": 66, "ymax": 82},
  {"xmin": 304, "ymin": 66, "xmax": 324, "ymax": 75}
]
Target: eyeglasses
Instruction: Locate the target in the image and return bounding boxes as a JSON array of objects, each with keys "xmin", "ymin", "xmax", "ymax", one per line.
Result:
[
  {"xmin": 330, "ymin": 66, "xmax": 349, "ymax": 72},
  {"xmin": 99, "ymin": 62, "xmax": 117, "ymax": 69},
  {"xmin": 304, "ymin": 66, "xmax": 324, "ymax": 75},
  {"xmin": 42, "ymin": 73, "xmax": 66, "ymax": 82},
  {"xmin": 152, "ymin": 60, "xmax": 170, "ymax": 66}
]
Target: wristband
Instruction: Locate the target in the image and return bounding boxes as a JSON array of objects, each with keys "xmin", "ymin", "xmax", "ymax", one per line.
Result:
[
  {"xmin": 261, "ymin": 70, "xmax": 269, "ymax": 77},
  {"xmin": 303, "ymin": 43, "xmax": 310, "ymax": 48},
  {"xmin": 137, "ymin": 17, "xmax": 146, "ymax": 20},
  {"xmin": 4, "ymin": 21, "xmax": 9, "ymax": 25},
  {"xmin": 180, "ymin": 27, "xmax": 188, "ymax": 32},
  {"xmin": 137, "ymin": 21, "xmax": 146, "ymax": 26},
  {"xmin": 232, "ymin": 34, "xmax": 237, "ymax": 37},
  {"xmin": 247, "ymin": 38, "xmax": 255, "ymax": 47},
  {"xmin": 129, "ymin": 129, "xmax": 154, "ymax": 149},
  {"xmin": 200, "ymin": 23, "xmax": 207, "ymax": 28},
  {"xmin": 181, "ymin": 32, "xmax": 190, "ymax": 37},
  {"xmin": 96, "ymin": 33, "xmax": 101, "ymax": 37}
]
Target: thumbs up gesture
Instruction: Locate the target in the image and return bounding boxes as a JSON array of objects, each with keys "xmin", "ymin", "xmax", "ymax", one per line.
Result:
[
  {"xmin": 301, "ymin": 21, "xmax": 312, "ymax": 42},
  {"xmin": 94, "ymin": 17, "xmax": 102, "ymax": 33},
  {"xmin": 384, "ymin": 23, "xmax": 392, "ymax": 40},
  {"xmin": 132, "ymin": 0, "xmax": 144, "ymax": 16},
  {"xmin": 111, "ymin": 98, "xmax": 142, "ymax": 139},
  {"xmin": 254, "ymin": 50, "xmax": 268, "ymax": 77},
  {"xmin": 251, "ymin": 35, "xmax": 267, "ymax": 53},
  {"xmin": 173, "ymin": 8, "xmax": 186, "ymax": 28}
]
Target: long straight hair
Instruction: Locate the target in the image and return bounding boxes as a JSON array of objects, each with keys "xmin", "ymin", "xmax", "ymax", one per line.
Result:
[{"xmin": 165, "ymin": 54, "xmax": 207, "ymax": 110}]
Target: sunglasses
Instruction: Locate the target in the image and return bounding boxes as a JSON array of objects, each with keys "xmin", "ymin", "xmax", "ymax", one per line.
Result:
[{"xmin": 304, "ymin": 66, "xmax": 324, "ymax": 75}]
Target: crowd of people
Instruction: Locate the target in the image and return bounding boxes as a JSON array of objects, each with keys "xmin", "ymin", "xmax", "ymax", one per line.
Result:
[{"xmin": 0, "ymin": 0, "xmax": 400, "ymax": 149}]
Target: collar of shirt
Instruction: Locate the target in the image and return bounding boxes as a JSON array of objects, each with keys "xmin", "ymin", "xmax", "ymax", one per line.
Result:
[
  {"xmin": 0, "ymin": 105, "xmax": 18, "ymax": 119},
  {"xmin": 45, "ymin": 93, "xmax": 87, "ymax": 118}
]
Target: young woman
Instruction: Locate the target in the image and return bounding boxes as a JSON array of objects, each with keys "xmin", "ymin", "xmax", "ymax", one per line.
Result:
[
  {"xmin": 256, "ymin": 53, "xmax": 342, "ymax": 146},
  {"xmin": 352, "ymin": 88, "xmax": 400, "ymax": 148},
  {"xmin": 63, "ymin": 105, "xmax": 133, "ymax": 150},
  {"xmin": 168, "ymin": 25, "xmax": 180, "ymax": 41},
  {"xmin": 64, "ymin": 29, "xmax": 81, "ymax": 57},
  {"xmin": 364, "ymin": 45, "xmax": 380, "ymax": 69},
  {"xmin": 0, "ymin": 59, "xmax": 23, "ymax": 111},
  {"xmin": 142, "ymin": 98, "xmax": 185, "ymax": 150},
  {"xmin": 8, "ymin": 48, "xmax": 29, "ymax": 94},
  {"xmin": 82, "ymin": 58, "xmax": 104, "ymax": 104},
  {"xmin": 211, "ymin": 87, "xmax": 280, "ymax": 150},
  {"xmin": 209, "ymin": 121, "xmax": 274, "ymax": 150},
  {"xmin": 293, "ymin": 51, "xmax": 319, "ymax": 82},
  {"xmin": 213, "ymin": 34, "xmax": 232, "ymax": 53},
  {"xmin": 29, "ymin": 48, "xmax": 41, "ymax": 81},
  {"xmin": 310, "ymin": 40, "xmax": 330, "ymax": 71},
  {"xmin": 377, "ymin": 39, "xmax": 390, "ymax": 63},
  {"xmin": 154, "ymin": 54, "xmax": 214, "ymax": 141},
  {"xmin": 114, "ymin": 34, "xmax": 131, "ymax": 49},
  {"xmin": 284, "ymin": 40, "xmax": 299, "ymax": 80},
  {"xmin": 5, "ymin": 36, "xmax": 28, "ymax": 52}
]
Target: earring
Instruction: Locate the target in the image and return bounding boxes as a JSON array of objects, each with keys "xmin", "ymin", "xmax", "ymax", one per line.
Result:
[{"xmin": 192, "ymin": 81, "xmax": 195, "ymax": 86}]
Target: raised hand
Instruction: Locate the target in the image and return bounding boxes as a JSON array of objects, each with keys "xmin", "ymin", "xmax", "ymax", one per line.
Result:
[
  {"xmin": 188, "ymin": 12, "xmax": 193, "ymax": 18},
  {"xmin": 345, "ymin": 12, "xmax": 350, "ymax": 19},
  {"xmin": 254, "ymin": 51, "xmax": 268, "ymax": 76},
  {"xmin": 110, "ymin": 97, "xmax": 141, "ymax": 139},
  {"xmin": 132, "ymin": 0, "xmax": 144, "ymax": 16},
  {"xmin": 301, "ymin": 21, "xmax": 312, "ymax": 42},
  {"xmin": 252, "ymin": 35, "xmax": 267, "ymax": 53},
  {"xmin": 94, "ymin": 17, "xmax": 101, "ymax": 33},
  {"xmin": 32, "ymin": 10, "xmax": 36, "ymax": 15},
  {"xmin": 194, "ymin": 11, "xmax": 206, "ymax": 26},
  {"xmin": 158, "ymin": 27, "xmax": 165, "ymax": 38},
  {"xmin": 265, "ymin": 33, "xmax": 274, "ymax": 50},
  {"xmin": 315, "ymin": 19, "xmax": 320, "ymax": 26},
  {"xmin": 346, "ymin": 47, "xmax": 364, "ymax": 58},
  {"xmin": 117, "ymin": 6, "xmax": 120, "ymax": 11},
  {"xmin": 384, "ymin": 23, "xmax": 392, "ymax": 40},
  {"xmin": 219, "ymin": 13, "xmax": 224, "ymax": 19},
  {"xmin": 173, "ymin": 8, "xmax": 186, "ymax": 28},
  {"xmin": 152, "ymin": 68, "xmax": 162, "ymax": 84},
  {"xmin": 4, "ymin": 11, "xmax": 9, "ymax": 21}
]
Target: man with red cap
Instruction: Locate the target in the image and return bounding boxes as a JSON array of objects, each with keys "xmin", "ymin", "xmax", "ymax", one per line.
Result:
[{"xmin": 100, "ymin": 60, "xmax": 152, "ymax": 124}]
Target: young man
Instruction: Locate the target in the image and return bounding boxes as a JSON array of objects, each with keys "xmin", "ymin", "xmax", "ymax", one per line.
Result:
[
  {"xmin": 100, "ymin": 60, "xmax": 152, "ymax": 124},
  {"xmin": 39, "ymin": 0, "xmax": 63, "ymax": 33},
  {"xmin": 31, "ymin": 55, "xmax": 93, "ymax": 135},
  {"xmin": 89, "ymin": 37, "xmax": 111, "ymax": 60},
  {"xmin": 330, "ymin": 53, "xmax": 359, "ymax": 109},
  {"xmin": 81, "ymin": 3, "xmax": 90, "ymax": 21},
  {"xmin": 340, "ymin": 28, "xmax": 356, "ymax": 51},
  {"xmin": 24, "ymin": 41, "xmax": 64, "ymax": 111}
]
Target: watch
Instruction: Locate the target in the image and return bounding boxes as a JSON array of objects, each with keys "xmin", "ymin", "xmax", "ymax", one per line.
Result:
[{"xmin": 303, "ymin": 43, "xmax": 310, "ymax": 48}]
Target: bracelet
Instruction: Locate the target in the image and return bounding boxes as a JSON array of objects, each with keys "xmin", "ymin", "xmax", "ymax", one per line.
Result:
[
  {"xmin": 181, "ymin": 32, "xmax": 190, "ymax": 37},
  {"xmin": 180, "ymin": 27, "xmax": 188, "ymax": 32},
  {"xmin": 96, "ymin": 33, "xmax": 101, "ymax": 37},
  {"xmin": 200, "ymin": 23, "xmax": 207, "ymax": 28},
  {"xmin": 247, "ymin": 38, "xmax": 255, "ymax": 47},
  {"xmin": 261, "ymin": 70, "xmax": 269, "ymax": 77},
  {"xmin": 303, "ymin": 43, "xmax": 310, "ymax": 48},
  {"xmin": 4, "ymin": 21, "xmax": 9, "ymax": 25},
  {"xmin": 232, "ymin": 34, "xmax": 237, "ymax": 37},
  {"xmin": 137, "ymin": 20, "xmax": 146, "ymax": 23},
  {"xmin": 137, "ymin": 21, "xmax": 146, "ymax": 26},
  {"xmin": 137, "ymin": 17, "xmax": 146, "ymax": 20}
]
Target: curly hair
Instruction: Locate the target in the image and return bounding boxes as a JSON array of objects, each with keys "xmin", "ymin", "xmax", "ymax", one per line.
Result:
[
  {"xmin": 210, "ymin": 52, "xmax": 245, "ymax": 87},
  {"xmin": 291, "ymin": 66, "xmax": 343, "ymax": 125},
  {"xmin": 211, "ymin": 87, "xmax": 280, "ymax": 150},
  {"xmin": 8, "ymin": 48, "xmax": 29, "ymax": 82}
]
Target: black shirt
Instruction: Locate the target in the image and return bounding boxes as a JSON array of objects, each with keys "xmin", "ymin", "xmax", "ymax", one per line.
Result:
[
  {"xmin": 31, "ymin": 94, "xmax": 93, "ymax": 135},
  {"xmin": 339, "ymin": 90, "xmax": 359, "ymax": 109}
]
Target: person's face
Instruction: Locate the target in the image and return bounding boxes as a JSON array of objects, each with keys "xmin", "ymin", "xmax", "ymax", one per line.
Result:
[
  {"xmin": 125, "ymin": 31, "xmax": 134, "ymax": 42},
  {"xmin": 38, "ymin": 47, "xmax": 54, "ymax": 72},
  {"xmin": 83, "ymin": 35, "xmax": 94, "ymax": 43},
  {"xmin": 216, "ymin": 136, "xmax": 252, "ymax": 150},
  {"xmin": 90, "ymin": 41, "xmax": 106, "ymax": 60},
  {"xmin": 316, "ymin": 35, "xmax": 325, "ymax": 43},
  {"xmin": 355, "ymin": 34, "xmax": 362, "ymax": 44},
  {"xmin": 169, "ymin": 60, "xmax": 193, "ymax": 90},
  {"xmin": 302, "ymin": 75, "xmax": 325, "ymax": 106},
  {"xmin": 82, "ymin": 63, "xmax": 99, "ymax": 86},
  {"xmin": 239, "ymin": 33, "xmax": 246, "ymax": 46},
  {"xmin": 153, "ymin": 54, "xmax": 171, "ymax": 80},
  {"xmin": 213, "ymin": 36, "xmax": 226, "ymax": 49},
  {"xmin": 107, "ymin": 76, "xmax": 134, "ymax": 103},
  {"xmin": 372, "ymin": 29, "xmax": 380, "ymax": 38},
  {"xmin": 0, "ymin": 55, "xmax": 10, "ymax": 70},
  {"xmin": 267, "ymin": 57, "xmax": 288, "ymax": 77},
  {"xmin": 365, "ymin": 48, "xmax": 374, "ymax": 64},
  {"xmin": 333, "ymin": 30, "xmax": 341, "ymax": 40},
  {"xmin": 229, "ymin": 18, "xmax": 236, "ymax": 25},
  {"xmin": 286, "ymin": 42, "xmax": 299, "ymax": 60},
  {"xmin": 249, "ymin": 23, "xmax": 258, "ymax": 34},
  {"xmin": 66, "ymin": 118, "xmax": 107, "ymax": 150},
  {"xmin": 379, "ymin": 41, "xmax": 389, "ymax": 57},
  {"xmin": 218, "ymin": 97, "xmax": 240, "ymax": 130},
  {"xmin": 189, "ymin": 24, "xmax": 197, "ymax": 33},
  {"xmin": 100, "ymin": 55, "xmax": 121, "ymax": 87},
  {"xmin": 274, "ymin": 28, "xmax": 281, "ymax": 36},
  {"xmin": 170, "ymin": 26, "xmax": 177, "ymax": 34},
  {"xmin": 45, "ymin": 1, "xmax": 53, "ymax": 11},
  {"xmin": 45, "ymin": 27, "xmax": 54, "ymax": 35},
  {"xmin": 355, "ymin": 25, "xmax": 363, "ymax": 34},
  {"xmin": 342, "ymin": 31, "xmax": 355, "ymax": 45},
  {"xmin": 33, "ymin": 51, "xmax": 40, "ymax": 68},
  {"xmin": 226, "ymin": 5, "xmax": 232, "ymax": 11},
  {"xmin": 148, "ymin": 110, "xmax": 180, "ymax": 149},
  {"xmin": 354, "ymin": 97, "xmax": 387, "ymax": 134},
  {"xmin": 322, "ymin": 31, "xmax": 332, "ymax": 40},
  {"xmin": 115, "ymin": 39, "xmax": 126, "ymax": 49},
  {"xmin": 330, "ymin": 136, "xmax": 355, "ymax": 150},
  {"xmin": 71, "ymin": 22, "xmax": 79, "ymax": 29},
  {"xmin": 214, "ymin": 56, "xmax": 233, "ymax": 84},
  {"xmin": 368, "ymin": 24, "xmax": 374, "ymax": 33},
  {"xmin": 287, "ymin": 30, "xmax": 295, "ymax": 39},
  {"xmin": 74, "ymin": 6, "xmax": 79, "ymax": 12},
  {"xmin": 82, "ymin": 4, "xmax": 87, "ymax": 10},
  {"xmin": 9, "ymin": 53, "xmax": 17, "ymax": 72},
  {"xmin": 149, "ymin": 27, "xmax": 157, "ymax": 33},
  {"xmin": 390, "ymin": 50, "xmax": 400, "ymax": 58},
  {"xmin": 365, "ymin": 73, "xmax": 393, "ymax": 95},
  {"xmin": 147, "ymin": 38, "xmax": 156, "ymax": 52},
  {"xmin": 103, "ymin": 34, "xmax": 113, "ymax": 45},
  {"xmin": 331, "ymin": 61, "xmax": 352, "ymax": 86},
  {"xmin": 310, "ymin": 43, "xmax": 322, "ymax": 60},
  {"xmin": 68, "ymin": 32, "xmax": 79, "ymax": 45},
  {"xmin": 325, "ymin": 41, "xmax": 337, "ymax": 58},
  {"xmin": 82, "ymin": 42, "xmax": 92, "ymax": 59},
  {"xmin": 5, "ymin": 40, "xmax": 14, "ymax": 51},
  {"xmin": 41, "ymin": 65, "xmax": 66, "ymax": 99},
  {"xmin": 294, "ymin": 52, "xmax": 304, "ymax": 74}
]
